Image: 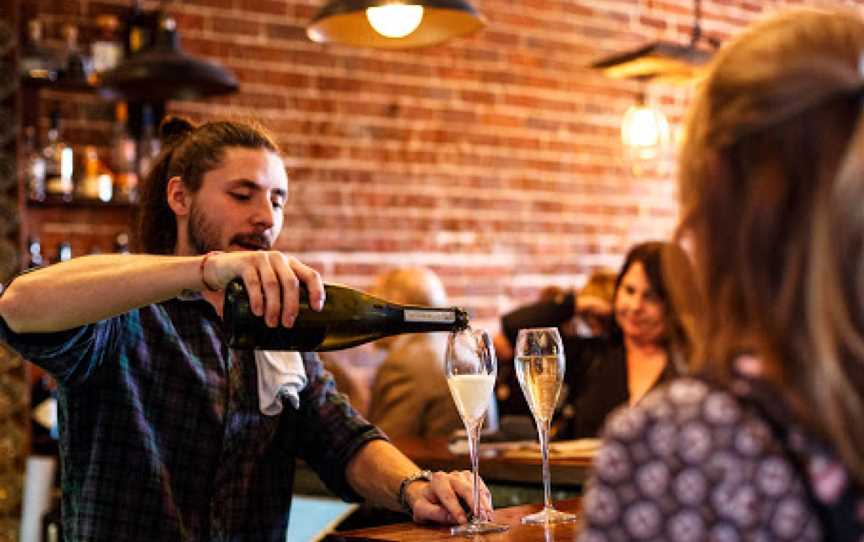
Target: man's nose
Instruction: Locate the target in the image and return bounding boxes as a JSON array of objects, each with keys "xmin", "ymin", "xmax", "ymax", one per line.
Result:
[{"xmin": 250, "ymin": 196, "xmax": 275, "ymax": 229}]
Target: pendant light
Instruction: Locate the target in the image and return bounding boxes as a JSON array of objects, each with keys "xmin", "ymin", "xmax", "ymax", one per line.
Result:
[
  {"xmin": 307, "ymin": 0, "xmax": 485, "ymax": 49},
  {"xmin": 621, "ymin": 97, "xmax": 670, "ymax": 161},
  {"xmin": 100, "ymin": 11, "xmax": 238, "ymax": 101},
  {"xmin": 591, "ymin": 0, "xmax": 718, "ymax": 84}
]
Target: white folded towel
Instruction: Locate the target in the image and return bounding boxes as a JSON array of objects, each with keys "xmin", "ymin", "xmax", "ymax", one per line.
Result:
[{"xmin": 254, "ymin": 350, "xmax": 307, "ymax": 415}]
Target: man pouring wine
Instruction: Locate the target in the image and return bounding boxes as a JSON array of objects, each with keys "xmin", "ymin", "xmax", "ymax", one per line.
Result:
[{"xmin": 0, "ymin": 116, "xmax": 493, "ymax": 541}]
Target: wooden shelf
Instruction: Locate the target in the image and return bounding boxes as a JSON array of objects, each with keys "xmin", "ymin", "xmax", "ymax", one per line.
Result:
[
  {"xmin": 26, "ymin": 197, "xmax": 136, "ymax": 210},
  {"xmin": 21, "ymin": 75, "xmax": 101, "ymax": 94}
]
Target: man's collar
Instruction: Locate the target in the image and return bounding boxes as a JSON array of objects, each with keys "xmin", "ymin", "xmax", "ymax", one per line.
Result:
[{"xmin": 177, "ymin": 289, "xmax": 205, "ymax": 302}]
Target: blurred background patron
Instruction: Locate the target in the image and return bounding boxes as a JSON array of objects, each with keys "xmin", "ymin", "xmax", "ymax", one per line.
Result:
[
  {"xmin": 366, "ymin": 267, "xmax": 464, "ymax": 439},
  {"xmin": 497, "ymin": 241, "xmax": 695, "ymax": 439}
]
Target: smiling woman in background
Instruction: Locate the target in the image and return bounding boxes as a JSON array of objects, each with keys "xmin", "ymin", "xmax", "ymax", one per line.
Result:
[
  {"xmin": 580, "ymin": 8, "xmax": 864, "ymax": 540},
  {"xmin": 499, "ymin": 240, "xmax": 696, "ymax": 439}
]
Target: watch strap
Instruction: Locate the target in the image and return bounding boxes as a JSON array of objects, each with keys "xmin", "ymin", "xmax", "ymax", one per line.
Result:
[{"xmin": 397, "ymin": 469, "xmax": 432, "ymax": 514}]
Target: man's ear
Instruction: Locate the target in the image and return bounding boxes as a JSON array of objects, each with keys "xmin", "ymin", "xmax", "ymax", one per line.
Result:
[{"xmin": 166, "ymin": 176, "xmax": 190, "ymax": 216}]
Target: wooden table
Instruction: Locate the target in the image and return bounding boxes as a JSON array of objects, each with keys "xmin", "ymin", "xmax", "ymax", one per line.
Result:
[
  {"xmin": 393, "ymin": 438, "xmax": 593, "ymax": 487},
  {"xmin": 323, "ymin": 498, "xmax": 583, "ymax": 541}
]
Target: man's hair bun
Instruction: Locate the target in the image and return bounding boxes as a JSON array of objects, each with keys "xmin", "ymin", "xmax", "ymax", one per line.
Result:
[{"xmin": 159, "ymin": 116, "xmax": 196, "ymax": 145}]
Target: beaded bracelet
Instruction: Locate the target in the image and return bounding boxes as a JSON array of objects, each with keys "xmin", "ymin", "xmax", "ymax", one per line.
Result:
[{"xmin": 199, "ymin": 251, "xmax": 223, "ymax": 292}]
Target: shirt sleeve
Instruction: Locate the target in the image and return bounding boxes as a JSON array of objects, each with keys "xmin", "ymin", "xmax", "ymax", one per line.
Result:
[
  {"xmin": 501, "ymin": 292, "xmax": 575, "ymax": 348},
  {"xmin": 294, "ymin": 351, "xmax": 387, "ymax": 502},
  {"xmin": 0, "ymin": 311, "xmax": 129, "ymax": 386},
  {"xmin": 578, "ymin": 378, "xmax": 823, "ymax": 542}
]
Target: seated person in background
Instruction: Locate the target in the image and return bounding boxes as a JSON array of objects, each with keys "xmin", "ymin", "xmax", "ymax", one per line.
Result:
[
  {"xmin": 366, "ymin": 267, "xmax": 463, "ymax": 439},
  {"xmin": 581, "ymin": 9, "xmax": 864, "ymax": 539},
  {"xmin": 493, "ymin": 269, "xmax": 617, "ymax": 365},
  {"xmin": 562, "ymin": 269, "xmax": 617, "ymax": 339},
  {"xmin": 499, "ymin": 241, "xmax": 696, "ymax": 439},
  {"xmin": 494, "ymin": 269, "xmax": 616, "ymax": 421},
  {"xmin": 319, "ymin": 343, "xmax": 386, "ymax": 417}
]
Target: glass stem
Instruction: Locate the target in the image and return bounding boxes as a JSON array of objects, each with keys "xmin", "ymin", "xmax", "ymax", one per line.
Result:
[
  {"xmin": 467, "ymin": 421, "xmax": 482, "ymax": 523},
  {"xmin": 539, "ymin": 419, "xmax": 553, "ymax": 511}
]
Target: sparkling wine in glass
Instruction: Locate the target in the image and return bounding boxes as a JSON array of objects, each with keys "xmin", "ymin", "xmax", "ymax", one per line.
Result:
[
  {"xmin": 515, "ymin": 327, "xmax": 577, "ymax": 524},
  {"xmin": 445, "ymin": 328, "xmax": 509, "ymax": 536}
]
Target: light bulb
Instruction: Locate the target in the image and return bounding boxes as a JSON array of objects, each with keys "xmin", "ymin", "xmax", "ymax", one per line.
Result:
[
  {"xmin": 366, "ymin": 4, "xmax": 424, "ymax": 38},
  {"xmin": 620, "ymin": 103, "xmax": 671, "ymax": 161}
]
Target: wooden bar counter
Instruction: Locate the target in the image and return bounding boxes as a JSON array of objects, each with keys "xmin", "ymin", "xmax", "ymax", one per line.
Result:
[{"xmin": 324, "ymin": 498, "xmax": 583, "ymax": 542}]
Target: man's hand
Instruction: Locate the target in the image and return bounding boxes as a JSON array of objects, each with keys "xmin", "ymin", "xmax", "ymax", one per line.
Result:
[
  {"xmin": 405, "ymin": 470, "xmax": 494, "ymax": 525},
  {"xmin": 201, "ymin": 250, "xmax": 325, "ymax": 327}
]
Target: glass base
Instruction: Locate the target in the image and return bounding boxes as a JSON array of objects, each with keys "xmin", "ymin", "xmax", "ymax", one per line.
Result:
[
  {"xmin": 450, "ymin": 520, "xmax": 510, "ymax": 536},
  {"xmin": 521, "ymin": 507, "xmax": 578, "ymax": 525}
]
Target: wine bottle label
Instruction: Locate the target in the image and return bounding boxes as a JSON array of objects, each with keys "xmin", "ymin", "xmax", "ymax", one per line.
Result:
[{"xmin": 404, "ymin": 310, "xmax": 456, "ymax": 324}]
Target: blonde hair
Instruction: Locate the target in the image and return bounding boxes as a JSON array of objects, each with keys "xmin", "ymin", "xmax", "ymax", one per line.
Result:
[
  {"xmin": 580, "ymin": 269, "xmax": 617, "ymax": 304},
  {"xmin": 371, "ymin": 267, "xmax": 448, "ymax": 307},
  {"xmin": 676, "ymin": 8, "xmax": 864, "ymax": 481}
]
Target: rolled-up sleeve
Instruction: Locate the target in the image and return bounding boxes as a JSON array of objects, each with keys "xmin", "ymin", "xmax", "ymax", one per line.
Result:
[
  {"xmin": 0, "ymin": 313, "xmax": 127, "ymax": 386},
  {"xmin": 501, "ymin": 293, "xmax": 575, "ymax": 347}
]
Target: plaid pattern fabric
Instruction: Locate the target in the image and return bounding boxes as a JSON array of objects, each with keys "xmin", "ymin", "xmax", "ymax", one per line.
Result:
[{"xmin": 0, "ymin": 295, "xmax": 384, "ymax": 541}]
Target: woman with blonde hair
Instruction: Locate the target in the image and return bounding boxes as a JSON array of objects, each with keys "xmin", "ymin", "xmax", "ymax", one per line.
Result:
[{"xmin": 580, "ymin": 8, "xmax": 864, "ymax": 539}]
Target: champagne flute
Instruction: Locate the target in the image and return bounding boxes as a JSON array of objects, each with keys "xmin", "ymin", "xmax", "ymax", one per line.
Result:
[
  {"xmin": 515, "ymin": 327, "xmax": 577, "ymax": 524},
  {"xmin": 445, "ymin": 328, "xmax": 509, "ymax": 536}
]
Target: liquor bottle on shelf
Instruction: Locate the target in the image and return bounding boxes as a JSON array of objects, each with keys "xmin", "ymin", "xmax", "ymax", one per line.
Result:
[
  {"xmin": 91, "ymin": 15, "xmax": 124, "ymax": 75},
  {"xmin": 26, "ymin": 238, "xmax": 44, "ymax": 269},
  {"xmin": 22, "ymin": 126, "xmax": 46, "ymax": 202},
  {"xmin": 55, "ymin": 242, "xmax": 72, "ymax": 264},
  {"xmin": 60, "ymin": 24, "xmax": 93, "ymax": 83},
  {"xmin": 110, "ymin": 102, "xmax": 138, "ymax": 203},
  {"xmin": 113, "ymin": 233, "xmax": 130, "ymax": 254},
  {"xmin": 137, "ymin": 105, "xmax": 160, "ymax": 179},
  {"xmin": 42, "ymin": 109, "xmax": 74, "ymax": 202},
  {"xmin": 223, "ymin": 278, "xmax": 470, "ymax": 351},
  {"xmin": 125, "ymin": 0, "xmax": 154, "ymax": 56},
  {"xmin": 78, "ymin": 145, "xmax": 113, "ymax": 202},
  {"xmin": 19, "ymin": 19, "xmax": 61, "ymax": 81}
]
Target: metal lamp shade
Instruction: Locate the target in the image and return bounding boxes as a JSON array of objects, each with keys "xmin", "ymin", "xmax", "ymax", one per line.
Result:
[
  {"xmin": 591, "ymin": 42, "xmax": 711, "ymax": 84},
  {"xmin": 100, "ymin": 25, "xmax": 238, "ymax": 101},
  {"xmin": 590, "ymin": 0, "xmax": 716, "ymax": 84},
  {"xmin": 307, "ymin": 0, "xmax": 485, "ymax": 49}
]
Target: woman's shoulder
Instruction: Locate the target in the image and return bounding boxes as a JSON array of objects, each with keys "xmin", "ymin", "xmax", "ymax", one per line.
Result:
[
  {"xmin": 582, "ymin": 377, "xmax": 825, "ymax": 541},
  {"xmin": 597, "ymin": 377, "xmax": 779, "ymax": 464}
]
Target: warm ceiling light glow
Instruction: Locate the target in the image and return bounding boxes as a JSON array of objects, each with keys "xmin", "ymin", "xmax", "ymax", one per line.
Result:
[
  {"xmin": 366, "ymin": 4, "xmax": 424, "ymax": 38},
  {"xmin": 621, "ymin": 103, "xmax": 671, "ymax": 161}
]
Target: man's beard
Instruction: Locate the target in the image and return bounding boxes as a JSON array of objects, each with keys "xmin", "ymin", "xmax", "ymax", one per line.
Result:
[
  {"xmin": 188, "ymin": 202, "xmax": 273, "ymax": 255},
  {"xmin": 188, "ymin": 203, "xmax": 223, "ymax": 254}
]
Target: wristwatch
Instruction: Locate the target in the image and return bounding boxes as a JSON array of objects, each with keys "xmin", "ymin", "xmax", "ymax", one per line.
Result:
[{"xmin": 398, "ymin": 469, "xmax": 432, "ymax": 514}]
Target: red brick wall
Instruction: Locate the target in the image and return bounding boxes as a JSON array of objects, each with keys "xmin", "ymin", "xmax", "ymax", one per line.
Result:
[{"xmin": 34, "ymin": 0, "xmax": 864, "ymax": 328}]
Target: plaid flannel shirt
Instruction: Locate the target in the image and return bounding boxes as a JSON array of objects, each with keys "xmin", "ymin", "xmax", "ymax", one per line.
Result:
[{"xmin": 0, "ymin": 294, "xmax": 384, "ymax": 541}]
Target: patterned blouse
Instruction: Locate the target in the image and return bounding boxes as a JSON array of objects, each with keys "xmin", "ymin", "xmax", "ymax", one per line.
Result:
[{"xmin": 579, "ymin": 359, "xmax": 864, "ymax": 541}]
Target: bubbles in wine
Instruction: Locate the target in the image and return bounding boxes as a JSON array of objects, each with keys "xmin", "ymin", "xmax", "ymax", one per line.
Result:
[{"xmin": 515, "ymin": 354, "xmax": 564, "ymax": 424}]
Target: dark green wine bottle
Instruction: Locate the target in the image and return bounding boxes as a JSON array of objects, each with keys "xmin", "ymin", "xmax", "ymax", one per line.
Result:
[{"xmin": 223, "ymin": 278, "xmax": 470, "ymax": 351}]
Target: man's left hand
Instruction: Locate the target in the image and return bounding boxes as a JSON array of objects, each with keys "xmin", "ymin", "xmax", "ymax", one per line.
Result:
[{"xmin": 404, "ymin": 470, "xmax": 494, "ymax": 525}]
